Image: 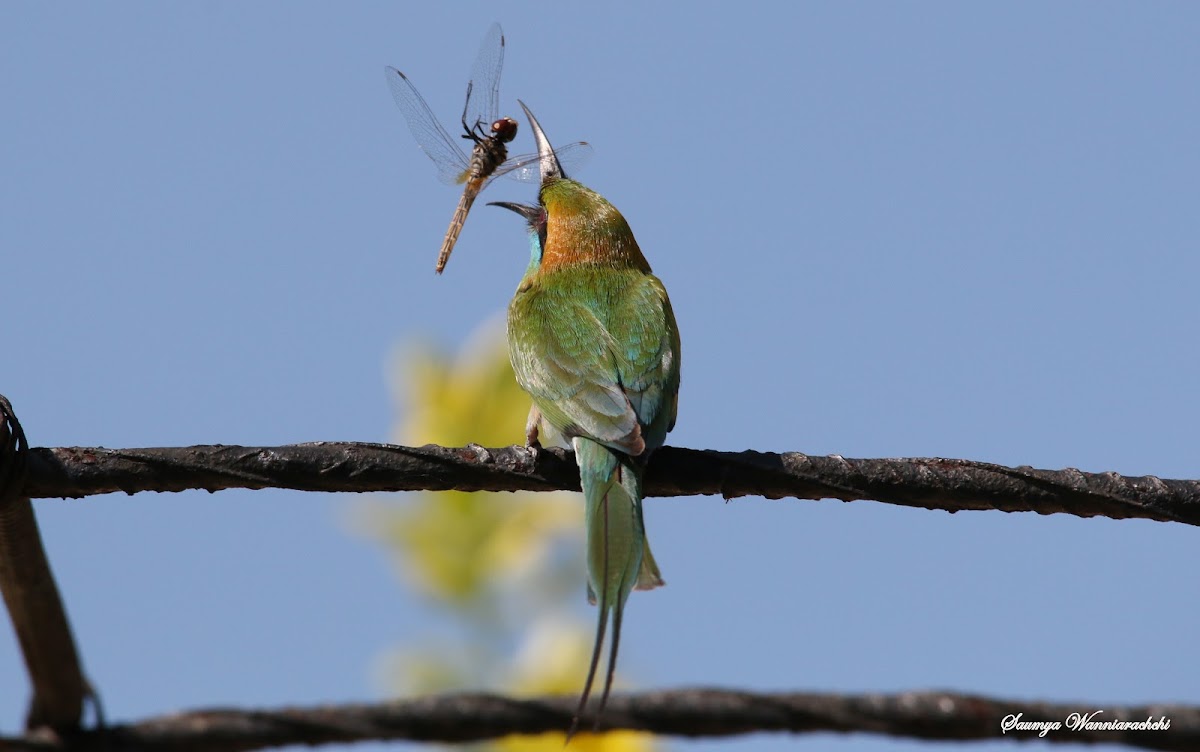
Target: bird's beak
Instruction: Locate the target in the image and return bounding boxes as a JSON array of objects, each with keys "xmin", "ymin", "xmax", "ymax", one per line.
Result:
[
  {"xmin": 488, "ymin": 201, "xmax": 542, "ymax": 225},
  {"xmin": 518, "ymin": 100, "xmax": 565, "ymax": 183}
]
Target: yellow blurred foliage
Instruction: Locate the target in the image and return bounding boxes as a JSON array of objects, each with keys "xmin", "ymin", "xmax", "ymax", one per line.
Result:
[
  {"xmin": 376, "ymin": 319, "xmax": 582, "ymax": 606},
  {"xmin": 398, "ymin": 319, "xmax": 530, "ymax": 449},
  {"xmin": 355, "ymin": 319, "xmax": 662, "ymax": 751}
]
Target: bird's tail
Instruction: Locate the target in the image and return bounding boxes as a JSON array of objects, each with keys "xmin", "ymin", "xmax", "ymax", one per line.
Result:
[{"xmin": 569, "ymin": 437, "xmax": 664, "ymax": 737}]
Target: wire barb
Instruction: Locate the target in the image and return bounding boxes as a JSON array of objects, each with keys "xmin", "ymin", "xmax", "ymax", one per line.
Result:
[
  {"xmin": 0, "ymin": 394, "xmax": 29, "ymax": 507},
  {"xmin": 0, "ymin": 394, "xmax": 92, "ymax": 732}
]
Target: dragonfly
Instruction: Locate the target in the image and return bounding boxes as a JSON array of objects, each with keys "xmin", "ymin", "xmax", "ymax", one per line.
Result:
[{"xmin": 386, "ymin": 23, "xmax": 591, "ymax": 274}]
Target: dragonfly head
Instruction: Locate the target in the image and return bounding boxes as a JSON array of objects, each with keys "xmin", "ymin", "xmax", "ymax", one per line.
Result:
[
  {"xmin": 491, "ymin": 118, "xmax": 518, "ymax": 144},
  {"xmin": 517, "ymin": 100, "xmax": 566, "ymax": 183}
]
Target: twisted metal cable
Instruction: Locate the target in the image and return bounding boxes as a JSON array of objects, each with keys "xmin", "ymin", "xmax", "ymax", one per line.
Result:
[
  {"xmin": 18, "ymin": 441, "xmax": 1200, "ymax": 527},
  {"xmin": 0, "ymin": 688, "xmax": 1193, "ymax": 751}
]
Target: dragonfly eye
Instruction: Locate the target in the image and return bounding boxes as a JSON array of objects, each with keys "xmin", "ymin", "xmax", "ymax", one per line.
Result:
[{"xmin": 492, "ymin": 117, "xmax": 519, "ymax": 143}]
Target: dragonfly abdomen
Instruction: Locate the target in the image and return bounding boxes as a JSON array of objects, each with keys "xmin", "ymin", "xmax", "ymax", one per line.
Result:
[{"xmin": 436, "ymin": 177, "xmax": 487, "ymax": 274}]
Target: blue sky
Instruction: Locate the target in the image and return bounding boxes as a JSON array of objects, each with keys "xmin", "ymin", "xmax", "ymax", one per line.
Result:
[{"xmin": 2, "ymin": 3, "xmax": 1198, "ymax": 751}]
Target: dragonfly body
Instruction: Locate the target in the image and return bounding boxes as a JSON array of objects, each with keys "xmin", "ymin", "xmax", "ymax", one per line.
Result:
[
  {"xmin": 440, "ymin": 115, "xmax": 518, "ymax": 272},
  {"xmin": 385, "ymin": 25, "xmax": 590, "ymax": 273}
]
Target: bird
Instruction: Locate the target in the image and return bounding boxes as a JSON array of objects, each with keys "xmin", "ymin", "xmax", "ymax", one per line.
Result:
[{"xmin": 491, "ymin": 101, "xmax": 681, "ymax": 735}]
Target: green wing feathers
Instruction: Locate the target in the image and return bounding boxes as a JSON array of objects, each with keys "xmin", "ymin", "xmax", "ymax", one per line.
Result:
[{"xmin": 508, "ymin": 266, "xmax": 680, "ymax": 456}]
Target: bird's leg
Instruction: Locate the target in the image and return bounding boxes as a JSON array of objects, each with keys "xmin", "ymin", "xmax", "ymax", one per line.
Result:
[
  {"xmin": 525, "ymin": 404, "xmax": 543, "ymax": 450},
  {"xmin": 521, "ymin": 405, "xmax": 543, "ymax": 468}
]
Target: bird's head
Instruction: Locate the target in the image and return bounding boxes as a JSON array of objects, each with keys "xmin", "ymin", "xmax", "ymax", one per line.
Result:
[{"xmin": 490, "ymin": 103, "xmax": 648, "ymax": 273}]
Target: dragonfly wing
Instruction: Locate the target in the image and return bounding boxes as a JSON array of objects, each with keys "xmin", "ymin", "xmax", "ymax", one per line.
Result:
[
  {"xmin": 384, "ymin": 66, "xmax": 470, "ymax": 186},
  {"xmin": 465, "ymin": 23, "xmax": 504, "ymax": 129},
  {"xmin": 494, "ymin": 142, "xmax": 594, "ymax": 184}
]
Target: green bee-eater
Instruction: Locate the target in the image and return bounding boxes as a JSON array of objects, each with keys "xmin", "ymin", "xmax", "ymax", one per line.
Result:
[{"xmin": 492, "ymin": 102, "xmax": 681, "ymax": 733}]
